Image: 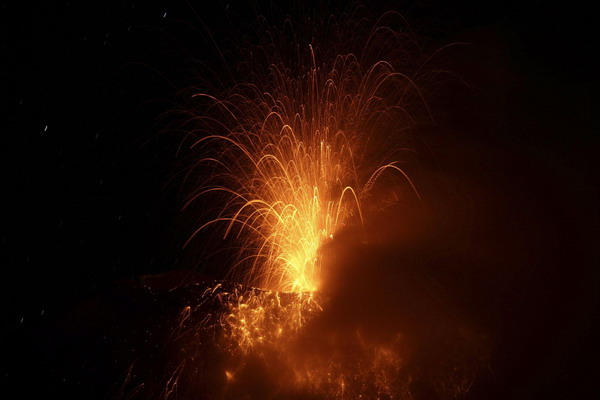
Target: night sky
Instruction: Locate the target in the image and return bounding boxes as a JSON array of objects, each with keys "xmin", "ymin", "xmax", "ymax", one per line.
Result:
[{"xmin": 1, "ymin": 1, "xmax": 598, "ymax": 398}]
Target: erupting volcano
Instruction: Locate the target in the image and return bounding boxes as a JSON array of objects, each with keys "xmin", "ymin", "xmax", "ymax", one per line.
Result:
[
  {"xmin": 164, "ymin": 8, "xmax": 480, "ymax": 400},
  {"xmin": 6, "ymin": 1, "xmax": 596, "ymax": 399}
]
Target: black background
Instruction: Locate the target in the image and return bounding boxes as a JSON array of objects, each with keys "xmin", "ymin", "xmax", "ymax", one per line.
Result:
[{"xmin": 1, "ymin": 0, "xmax": 598, "ymax": 398}]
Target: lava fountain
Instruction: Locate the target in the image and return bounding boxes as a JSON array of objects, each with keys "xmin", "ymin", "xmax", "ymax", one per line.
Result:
[
  {"xmin": 183, "ymin": 13, "xmax": 423, "ymax": 293},
  {"xmin": 172, "ymin": 8, "xmax": 479, "ymax": 400}
]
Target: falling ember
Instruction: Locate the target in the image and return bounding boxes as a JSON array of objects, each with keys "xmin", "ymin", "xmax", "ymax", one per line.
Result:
[{"xmin": 170, "ymin": 8, "xmax": 480, "ymax": 400}]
